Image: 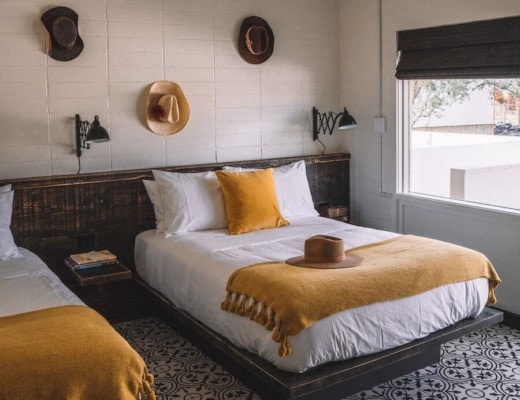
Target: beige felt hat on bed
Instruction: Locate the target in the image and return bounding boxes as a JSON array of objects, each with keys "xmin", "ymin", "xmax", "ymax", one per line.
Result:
[
  {"xmin": 286, "ymin": 235, "xmax": 363, "ymax": 269},
  {"xmin": 145, "ymin": 81, "xmax": 190, "ymax": 136}
]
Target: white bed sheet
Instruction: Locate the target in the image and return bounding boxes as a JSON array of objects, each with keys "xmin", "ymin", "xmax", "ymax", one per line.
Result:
[
  {"xmin": 0, "ymin": 248, "xmax": 84, "ymax": 318},
  {"xmin": 135, "ymin": 217, "xmax": 489, "ymax": 372}
]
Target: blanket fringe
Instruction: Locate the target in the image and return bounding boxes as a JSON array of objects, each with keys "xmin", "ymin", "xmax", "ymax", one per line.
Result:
[
  {"xmin": 140, "ymin": 369, "xmax": 156, "ymax": 400},
  {"xmin": 221, "ymin": 291, "xmax": 293, "ymax": 357},
  {"xmin": 279, "ymin": 336, "xmax": 292, "ymax": 357}
]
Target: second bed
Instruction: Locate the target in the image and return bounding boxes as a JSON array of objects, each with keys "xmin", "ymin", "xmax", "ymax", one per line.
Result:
[{"xmin": 135, "ymin": 216, "xmax": 491, "ymax": 373}]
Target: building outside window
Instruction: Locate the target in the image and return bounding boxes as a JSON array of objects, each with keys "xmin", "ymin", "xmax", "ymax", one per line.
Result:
[{"xmin": 401, "ymin": 79, "xmax": 520, "ymax": 211}]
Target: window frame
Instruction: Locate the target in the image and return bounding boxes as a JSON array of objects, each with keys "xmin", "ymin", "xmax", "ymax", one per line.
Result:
[{"xmin": 397, "ymin": 79, "xmax": 520, "ymax": 215}]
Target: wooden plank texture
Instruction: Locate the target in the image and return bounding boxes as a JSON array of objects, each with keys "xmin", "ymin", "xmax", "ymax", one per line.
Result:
[{"xmin": 0, "ymin": 153, "xmax": 350, "ymax": 279}]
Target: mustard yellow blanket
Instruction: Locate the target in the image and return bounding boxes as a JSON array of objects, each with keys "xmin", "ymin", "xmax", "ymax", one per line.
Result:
[
  {"xmin": 221, "ymin": 235, "xmax": 501, "ymax": 357},
  {"xmin": 0, "ymin": 305, "xmax": 155, "ymax": 400}
]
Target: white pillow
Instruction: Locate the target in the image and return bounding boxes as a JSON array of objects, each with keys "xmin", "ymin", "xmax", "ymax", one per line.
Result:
[
  {"xmin": 223, "ymin": 161, "xmax": 318, "ymax": 219},
  {"xmin": 152, "ymin": 170, "xmax": 228, "ymax": 235},
  {"xmin": 143, "ymin": 180, "xmax": 166, "ymax": 232},
  {"xmin": 0, "ymin": 185, "xmax": 20, "ymax": 261}
]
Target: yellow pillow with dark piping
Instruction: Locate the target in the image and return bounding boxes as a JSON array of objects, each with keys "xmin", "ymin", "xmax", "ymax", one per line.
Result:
[{"xmin": 216, "ymin": 168, "xmax": 289, "ymax": 235}]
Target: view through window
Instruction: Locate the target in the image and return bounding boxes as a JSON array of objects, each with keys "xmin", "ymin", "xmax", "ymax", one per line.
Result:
[{"xmin": 405, "ymin": 79, "xmax": 520, "ymax": 211}]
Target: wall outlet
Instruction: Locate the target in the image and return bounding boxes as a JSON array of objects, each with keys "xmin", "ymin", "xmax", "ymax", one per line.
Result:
[{"xmin": 373, "ymin": 117, "xmax": 386, "ymax": 133}]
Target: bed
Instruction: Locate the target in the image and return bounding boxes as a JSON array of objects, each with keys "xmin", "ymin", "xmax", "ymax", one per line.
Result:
[
  {"xmin": 0, "ymin": 184, "xmax": 155, "ymax": 400},
  {"xmin": 0, "ymin": 154, "xmax": 502, "ymax": 400},
  {"xmin": 134, "ymin": 159, "xmax": 502, "ymax": 399}
]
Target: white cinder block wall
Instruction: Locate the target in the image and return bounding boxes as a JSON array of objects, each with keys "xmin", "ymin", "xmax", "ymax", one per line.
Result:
[
  {"xmin": 339, "ymin": 0, "xmax": 520, "ymax": 314},
  {"xmin": 4, "ymin": 0, "xmax": 520, "ymax": 314},
  {"xmin": 0, "ymin": 0, "xmax": 343, "ymax": 178}
]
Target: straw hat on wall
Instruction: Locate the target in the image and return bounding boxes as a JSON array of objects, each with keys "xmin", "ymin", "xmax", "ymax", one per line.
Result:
[{"xmin": 145, "ymin": 81, "xmax": 190, "ymax": 136}]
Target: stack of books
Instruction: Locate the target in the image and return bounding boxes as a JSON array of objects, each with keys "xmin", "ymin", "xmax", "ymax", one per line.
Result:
[{"xmin": 65, "ymin": 249, "xmax": 118, "ymax": 270}]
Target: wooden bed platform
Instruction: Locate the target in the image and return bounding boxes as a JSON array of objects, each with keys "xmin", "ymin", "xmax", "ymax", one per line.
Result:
[
  {"xmin": 0, "ymin": 152, "xmax": 504, "ymax": 400},
  {"xmin": 144, "ymin": 279, "xmax": 502, "ymax": 400}
]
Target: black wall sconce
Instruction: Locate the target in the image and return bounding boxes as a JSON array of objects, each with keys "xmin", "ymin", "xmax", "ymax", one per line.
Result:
[
  {"xmin": 75, "ymin": 114, "xmax": 110, "ymax": 158},
  {"xmin": 312, "ymin": 107, "xmax": 357, "ymax": 141},
  {"xmin": 75, "ymin": 114, "xmax": 110, "ymax": 173}
]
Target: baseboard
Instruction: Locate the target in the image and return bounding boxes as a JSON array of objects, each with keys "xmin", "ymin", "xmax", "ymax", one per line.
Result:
[{"xmin": 493, "ymin": 307, "xmax": 520, "ymax": 330}]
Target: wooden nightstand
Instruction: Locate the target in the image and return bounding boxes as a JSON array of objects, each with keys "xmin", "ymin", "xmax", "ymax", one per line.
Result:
[
  {"xmin": 64, "ymin": 259, "xmax": 154, "ymax": 322},
  {"xmin": 67, "ymin": 261, "xmax": 132, "ymax": 287},
  {"xmin": 319, "ymin": 205, "xmax": 349, "ymax": 222}
]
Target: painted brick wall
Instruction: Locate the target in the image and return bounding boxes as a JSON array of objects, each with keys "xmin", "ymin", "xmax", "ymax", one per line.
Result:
[
  {"xmin": 0, "ymin": 0, "xmax": 342, "ymax": 178},
  {"xmin": 339, "ymin": 0, "xmax": 520, "ymax": 229},
  {"xmin": 338, "ymin": 0, "xmax": 520, "ymax": 313}
]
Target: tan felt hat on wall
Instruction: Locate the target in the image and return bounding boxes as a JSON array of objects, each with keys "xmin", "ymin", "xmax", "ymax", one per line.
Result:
[
  {"xmin": 286, "ymin": 235, "xmax": 363, "ymax": 269},
  {"xmin": 145, "ymin": 81, "xmax": 190, "ymax": 136}
]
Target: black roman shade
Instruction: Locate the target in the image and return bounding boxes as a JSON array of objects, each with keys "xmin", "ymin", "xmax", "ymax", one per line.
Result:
[{"xmin": 396, "ymin": 16, "xmax": 520, "ymax": 79}]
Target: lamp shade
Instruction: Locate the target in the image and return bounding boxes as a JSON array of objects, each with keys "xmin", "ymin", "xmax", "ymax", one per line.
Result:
[
  {"xmin": 85, "ymin": 115, "xmax": 110, "ymax": 142},
  {"xmin": 337, "ymin": 108, "xmax": 357, "ymax": 129}
]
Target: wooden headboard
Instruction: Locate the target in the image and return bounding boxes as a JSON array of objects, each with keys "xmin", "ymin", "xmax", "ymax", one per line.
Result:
[{"xmin": 0, "ymin": 153, "xmax": 350, "ymax": 279}]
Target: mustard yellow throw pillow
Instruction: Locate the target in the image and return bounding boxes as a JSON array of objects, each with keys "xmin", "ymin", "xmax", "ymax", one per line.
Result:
[{"xmin": 216, "ymin": 168, "xmax": 289, "ymax": 235}]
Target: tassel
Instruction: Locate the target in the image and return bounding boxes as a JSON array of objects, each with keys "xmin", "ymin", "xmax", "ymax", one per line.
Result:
[
  {"xmin": 237, "ymin": 295, "xmax": 247, "ymax": 316},
  {"xmin": 141, "ymin": 370, "xmax": 156, "ymax": 400},
  {"xmin": 228, "ymin": 293, "xmax": 237, "ymax": 313},
  {"xmin": 248, "ymin": 301, "xmax": 258, "ymax": 320},
  {"xmin": 220, "ymin": 292, "xmax": 231, "ymax": 311},
  {"xmin": 240, "ymin": 301, "xmax": 249, "ymax": 316},
  {"xmin": 255, "ymin": 303, "xmax": 267, "ymax": 325},
  {"xmin": 254, "ymin": 303, "xmax": 263, "ymax": 324},
  {"xmin": 244, "ymin": 298, "xmax": 253, "ymax": 314},
  {"xmin": 278, "ymin": 336, "xmax": 292, "ymax": 357},
  {"xmin": 272, "ymin": 319, "xmax": 282, "ymax": 342},
  {"xmin": 264, "ymin": 308, "xmax": 275, "ymax": 330}
]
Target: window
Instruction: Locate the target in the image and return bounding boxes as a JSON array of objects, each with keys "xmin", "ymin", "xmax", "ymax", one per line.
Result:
[
  {"xmin": 402, "ymin": 78, "xmax": 520, "ymax": 210},
  {"xmin": 396, "ymin": 16, "xmax": 520, "ymax": 212}
]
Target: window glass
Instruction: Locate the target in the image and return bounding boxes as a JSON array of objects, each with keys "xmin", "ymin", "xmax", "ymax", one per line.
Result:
[{"xmin": 404, "ymin": 79, "xmax": 520, "ymax": 211}]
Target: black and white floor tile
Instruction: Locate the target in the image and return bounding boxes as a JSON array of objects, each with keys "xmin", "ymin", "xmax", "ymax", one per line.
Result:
[{"xmin": 114, "ymin": 316, "xmax": 520, "ymax": 400}]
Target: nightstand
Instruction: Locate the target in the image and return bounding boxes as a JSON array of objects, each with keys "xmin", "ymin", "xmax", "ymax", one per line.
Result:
[
  {"xmin": 64, "ymin": 259, "xmax": 153, "ymax": 322},
  {"xmin": 319, "ymin": 205, "xmax": 349, "ymax": 222},
  {"xmin": 67, "ymin": 261, "xmax": 132, "ymax": 287}
]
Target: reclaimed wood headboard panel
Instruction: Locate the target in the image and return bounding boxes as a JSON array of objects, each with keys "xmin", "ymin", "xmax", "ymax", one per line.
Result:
[{"xmin": 0, "ymin": 153, "xmax": 350, "ymax": 278}]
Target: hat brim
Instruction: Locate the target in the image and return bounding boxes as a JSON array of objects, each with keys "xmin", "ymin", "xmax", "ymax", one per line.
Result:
[
  {"xmin": 41, "ymin": 6, "xmax": 78, "ymax": 27},
  {"xmin": 48, "ymin": 37, "xmax": 84, "ymax": 62},
  {"xmin": 285, "ymin": 254, "xmax": 363, "ymax": 269},
  {"xmin": 41, "ymin": 7, "xmax": 83, "ymax": 62},
  {"xmin": 145, "ymin": 81, "xmax": 190, "ymax": 136},
  {"xmin": 238, "ymin": 16, "xmax": 274, "ymax": 64}
]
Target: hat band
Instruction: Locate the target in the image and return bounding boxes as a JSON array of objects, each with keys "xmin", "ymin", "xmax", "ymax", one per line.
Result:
[
  {"xmin": 303, "ymin": 235, "xmax": 346, "ymax": 264},
  {"xmin": 304, "ymin": 253, "xmax": 346, "ymax": 264},
  {"xmin": 245, "ymin": 26, "xmax": 269, "ymax": 55}
]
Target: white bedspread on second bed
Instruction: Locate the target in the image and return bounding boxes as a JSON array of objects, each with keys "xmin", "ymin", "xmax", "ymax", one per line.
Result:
[
  {"xmin": 0, "ymin": 248, "xmax": 84, "ymax": 318},
  {"xmin": 135, "ymin": 217, "xmax": 489, "ymax": 372}
]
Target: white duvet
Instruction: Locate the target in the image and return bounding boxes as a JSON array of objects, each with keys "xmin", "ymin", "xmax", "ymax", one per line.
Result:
[
  {"xmin": 0, "ymin": 248, "xmax": 84, "ymax": 318},
  {"xmin": 135, "ymin": 217, "xmax": 489, "ymax": 372}
]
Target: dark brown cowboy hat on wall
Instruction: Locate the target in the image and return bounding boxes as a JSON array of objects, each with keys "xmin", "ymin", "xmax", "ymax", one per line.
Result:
[
  {"xmin": 41, "ymin": 6, "xmax": 84, "ymax": 62},
  {"xmin": 238, "ymin": 16, "xmax": 274, "ymax": 64}
]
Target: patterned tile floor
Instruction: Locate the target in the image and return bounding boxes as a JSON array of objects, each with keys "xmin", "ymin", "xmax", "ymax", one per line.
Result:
[{"xmin": 114, "ymin": 316, "xmax": 520, "ymax": 400}]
